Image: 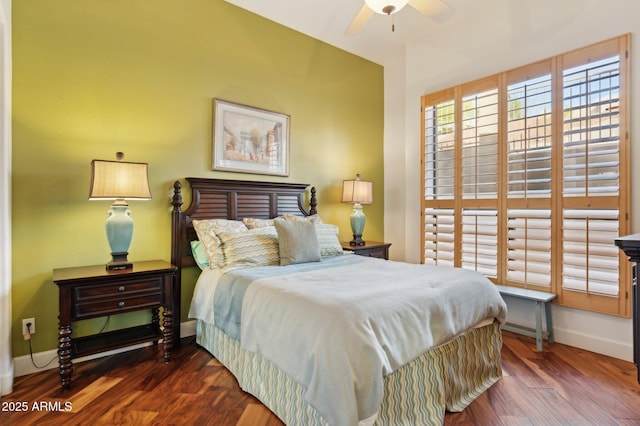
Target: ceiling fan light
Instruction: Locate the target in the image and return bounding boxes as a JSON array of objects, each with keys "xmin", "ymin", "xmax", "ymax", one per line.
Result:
[{"xmin": 364, "ymin": 0, "xmax": 409, "ymax": 15}]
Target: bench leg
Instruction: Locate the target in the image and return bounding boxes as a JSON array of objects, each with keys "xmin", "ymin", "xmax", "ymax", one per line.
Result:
[
  {"xmin": 535, "ymin": 301, "xmax": 544, "ymax": 351},
  {"xmin": 545, "ymin": 301, "xmax": 554, "ymax": 344}
]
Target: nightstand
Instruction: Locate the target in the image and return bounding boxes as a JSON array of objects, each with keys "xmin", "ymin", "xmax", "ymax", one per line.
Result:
[
  {"xmin": 341, "ymin": 241, "xmax": 391, "ymax": 260},
  {"xmin": 52, "ymin": 260, "xmax": 177, "ymax": 390}
]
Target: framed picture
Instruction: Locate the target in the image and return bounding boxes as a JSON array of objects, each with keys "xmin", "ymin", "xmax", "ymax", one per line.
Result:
[{"xmin": 212, "ymin": 99, "xmax": 290, "ymax": 176}]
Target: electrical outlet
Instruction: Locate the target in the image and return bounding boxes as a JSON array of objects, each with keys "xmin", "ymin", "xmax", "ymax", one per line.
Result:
[{"xmin": 22, "ymin": 318, "xmax": 35, "ymax": 335}]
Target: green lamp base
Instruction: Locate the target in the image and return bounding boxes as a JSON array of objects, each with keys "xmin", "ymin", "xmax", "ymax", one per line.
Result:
[
  {"xmin": 105, "ymin": 201, "xmax": 134, "ymax": 271},
  {"xmin": 349, "ymin": 203, "xmax": 366, "ymax": 246}
]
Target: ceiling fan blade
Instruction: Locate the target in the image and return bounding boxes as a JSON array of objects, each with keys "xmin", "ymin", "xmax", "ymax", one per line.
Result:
[
  {"xmin": 408, "ymin": 0, "xmax": 454, "ymax": 22},
  {"xmin": 346, "ymin": 4, "xmax": 374, "ymax": 35}
]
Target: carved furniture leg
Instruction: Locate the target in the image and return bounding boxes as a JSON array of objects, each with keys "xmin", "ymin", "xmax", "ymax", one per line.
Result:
[
  {"xmin": 151, "ymin": 307, "xmax": 160, "ymax": 345},
  {"xmin": 58, "ymin": 324, "xmax": 73, "ymax": 390},
  {"xmin": 162, "ymin": 307, "xmax": 173, "ymax": 364}
]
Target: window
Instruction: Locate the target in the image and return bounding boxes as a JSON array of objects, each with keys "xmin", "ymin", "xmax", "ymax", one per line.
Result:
[{"xmin": 421, "ymin": 35, "xmax": 631, "ymax": 317}]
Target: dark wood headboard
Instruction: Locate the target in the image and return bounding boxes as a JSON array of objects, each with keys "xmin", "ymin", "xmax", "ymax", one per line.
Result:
[{"xmin": 169, "ymin": 177, "xmax": 317, "ymax": 343}]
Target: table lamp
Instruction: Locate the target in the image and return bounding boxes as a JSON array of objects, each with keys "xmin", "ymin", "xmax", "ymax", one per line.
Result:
[
  {"xmin": 341, "ymin": 174, "xmax": 373, "ymax": 246},
  {"xmin": 89, "ymin": 152, "xmax": 152, "ymax": 270}
]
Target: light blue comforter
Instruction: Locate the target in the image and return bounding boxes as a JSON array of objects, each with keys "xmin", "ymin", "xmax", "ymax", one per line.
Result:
[{"xmin": 212, "ymin": 255, "xmax": 507, "ymax": 426}]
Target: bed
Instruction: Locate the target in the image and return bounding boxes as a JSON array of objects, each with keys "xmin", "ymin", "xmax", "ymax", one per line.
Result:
[{"xmin": 170, "ymin": 177, "xmax": 507, "ymax": 426}]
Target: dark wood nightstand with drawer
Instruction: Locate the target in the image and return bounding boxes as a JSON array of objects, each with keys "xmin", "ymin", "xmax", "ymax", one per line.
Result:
[
  {"xmin": 341, "ymin": 241, "xmax": 391, "ymax": 260},
  {"xmin": 53, "ymin": 260, "xmax": 176, "ymax": 390}
]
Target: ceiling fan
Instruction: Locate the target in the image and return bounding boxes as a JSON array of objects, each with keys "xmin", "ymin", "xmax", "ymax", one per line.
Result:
[{"xmin": 346, "ymin": 0, "xmax": 453, "ymax": 34}]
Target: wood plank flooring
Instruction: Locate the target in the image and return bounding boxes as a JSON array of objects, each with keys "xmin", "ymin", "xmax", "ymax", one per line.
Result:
[{"xmin": 1, "ymin": 331, "xmax": 639, "ymax": 425}]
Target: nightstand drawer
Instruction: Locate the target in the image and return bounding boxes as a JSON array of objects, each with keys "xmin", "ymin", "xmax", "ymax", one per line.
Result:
[
  {"xmin": 340, "ymin": 241, "xmax": 391, "ymax": 260},
  {"xmin": 354, "ymin": 247, "xmax": 387, "ymax": 258},
  {"xmin": 73, "ymin": 278, "xmax": 164, "ymax": 319},
  {"xmin": 75, "ymin": 278, "xmax": 163, "ymax": 301},
  {"xmin": 75, "ymin": 292, "xmax": 163, "ymax": 318}
]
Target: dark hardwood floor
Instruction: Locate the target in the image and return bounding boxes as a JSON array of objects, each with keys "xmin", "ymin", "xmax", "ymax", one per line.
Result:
[{"xmin": 1, "ymin": 331, "xmax": 639, "ymax": 425}]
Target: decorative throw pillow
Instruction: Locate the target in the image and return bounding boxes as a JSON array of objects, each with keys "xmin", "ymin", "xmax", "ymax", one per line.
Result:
[
  {"xmin": 315, "ymin": 224, "xmax": 344, "ymax": 257},
  {"xmin": 283, "ymin": 213, "xmax": 324, "ymax": 224},
  {"xmin": 274, "ymin": 218, "xmax": 321, "ymax": 266},
  {"xmin": 190, "ymin": 240, "xmax": 210, "ymax": 270},
  {"xmin": 218, "ymin": 227, "xmax": 280, "ymax": 269},
  {"xmin": 192, "ymin": 219, "xmax": 248, "ymax": 268},
  {"xmin": 243, "ymin": 217, "xmax": 276, "ymax": 229}
]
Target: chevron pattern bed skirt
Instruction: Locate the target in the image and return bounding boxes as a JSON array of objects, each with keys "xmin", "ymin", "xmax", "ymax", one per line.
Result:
[{"xmin": 196, "ymin": 320, "xmax": 502, "ymax": 425}]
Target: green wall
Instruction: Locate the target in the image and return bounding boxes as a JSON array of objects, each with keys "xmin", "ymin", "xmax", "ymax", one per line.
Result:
[{"xmin": 11, "ymin": 0, "xmax": 383, "ymax": 357}]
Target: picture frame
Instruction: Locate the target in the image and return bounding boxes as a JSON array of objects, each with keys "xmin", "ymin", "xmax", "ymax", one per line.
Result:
[{"xmin": 212, "ymin": 99, "xmax": 290, "ymax": 176}]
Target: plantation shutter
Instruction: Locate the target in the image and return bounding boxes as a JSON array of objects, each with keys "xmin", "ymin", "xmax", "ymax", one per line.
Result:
[
  {"xmin": 420, "ymin": 35, "xmax": 630, "ymax": 316},
  {"xmin": 507, "ymin": 73, "xmax": 553, "ymax": 198},
  {"xmin": 462, "ymin": 209, "xmax": 497, "ymax": 277},
  {"xmin": 562, "ymin": 209, "xmax": 620, "ymax": 296},
  {"xmin": 461, "ymin": 88, "xmax": 499, "ymax": 199},
  {"xmin": 559, "ymin": 39, "xmax": 628, "ymax": 314},
  {"xmin": 506, "ymin": 209, "xmax": 552, "ymax": 288},
  {"xmin": 424, "ymin": 208, "xmax": 455, "ymax": 266},
  {"xmin": 562, "ymin": 56, "xmax": 620, "ymax": 197},
  {"xmin": 424, "ymin": 98, "xmax": 455, "ymax": 201}
]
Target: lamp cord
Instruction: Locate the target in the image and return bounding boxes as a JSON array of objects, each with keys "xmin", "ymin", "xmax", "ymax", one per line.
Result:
[
  {"xmin": 25, "ymin": 316, "xmax": 110, "ymax": 369},
  {"xmin": 24, "ymin": 323, "xmax": 57, "ymax": 369}
]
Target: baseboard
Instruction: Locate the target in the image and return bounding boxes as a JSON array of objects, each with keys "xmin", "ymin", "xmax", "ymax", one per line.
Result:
[
  {"xmin": 553, "ymin": 326, "xmax": 633, "ymax": 362},
  {"xmin": 13, "ymin": 320, "xmax": 197, "ymax": 378}
]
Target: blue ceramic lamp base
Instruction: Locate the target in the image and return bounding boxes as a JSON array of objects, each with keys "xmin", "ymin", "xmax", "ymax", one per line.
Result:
[
  {"xmin": 349, "ymin": 203, "xmax": 366, "ymax": 246},
  {"xmin": 105, "ymin": 201, "xmax": 134, "ymax": 270}
]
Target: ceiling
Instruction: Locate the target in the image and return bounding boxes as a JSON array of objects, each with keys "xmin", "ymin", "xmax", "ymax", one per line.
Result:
[{"xmin": 224, "ymin": 0, "xmax": 483, "ymax": 66}]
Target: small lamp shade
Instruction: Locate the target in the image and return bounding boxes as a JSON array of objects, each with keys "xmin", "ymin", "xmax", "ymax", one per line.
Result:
[
  {"xmin": 89, "ymin": 160, "xmax": 152, "ymax": 200},
  {"xmin": 342, "ymin": 174, "xmax": 373, "ymax": 246},
  {"xmin": 341, "ymin": 174, "xmax": 373, "ymax": 204},
  {"xmin": 89, "ymin": 153, "xmax": 151, "ymax": 270}
]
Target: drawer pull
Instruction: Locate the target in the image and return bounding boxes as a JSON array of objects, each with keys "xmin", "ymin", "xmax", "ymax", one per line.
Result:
[
  {"xmin": 118, "ymin": 301, "xmax": 125, "ymax": 308},
  {"xmin": 118, "ymin": 286, "xmax": 125, "ymax": 292}
]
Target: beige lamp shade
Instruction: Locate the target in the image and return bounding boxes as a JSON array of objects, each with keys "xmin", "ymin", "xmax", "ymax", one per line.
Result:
[
  {"xmin": 341, "ymin": 174, "xmax": 373, "ymax": 204},
  {"xmin": 89, "ymin": 159, "xmax": 152, "ymax": 200}
]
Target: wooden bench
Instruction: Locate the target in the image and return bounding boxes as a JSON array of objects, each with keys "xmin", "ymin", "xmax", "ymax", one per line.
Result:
[{"xmin": 496, "ymin": 285, "xmax": 557, "ymax": 352}]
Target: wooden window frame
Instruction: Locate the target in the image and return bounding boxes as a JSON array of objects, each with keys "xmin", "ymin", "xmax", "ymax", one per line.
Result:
[{"xmin": 421, "ymin": 34, "xmax": 632, "ymax": 317}]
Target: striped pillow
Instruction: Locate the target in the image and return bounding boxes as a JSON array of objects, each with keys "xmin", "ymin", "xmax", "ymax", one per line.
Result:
[
  {"xmin": 242, "ymin": 217, "xmax": 276, "ymax": 229},
  {"xmin": 218, "ymin": 227, "xmax": 280, "ymax": 269},
  {"xmin": 315, "ymin": 224, "xmax": 343, "ymax": 257},
  {"xmin": 192, "ymin": 219, "xmax": 248, "ymax": 269}
]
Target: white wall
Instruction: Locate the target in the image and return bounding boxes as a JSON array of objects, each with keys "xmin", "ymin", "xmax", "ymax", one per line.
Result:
[
  {"xmin": 0, "ymin": 0, "xmax": 13, "ymax": 396},
  {"xmin": 385, "ymin": 0, "xmax": 639, "ymax": 361},
  {"xmin": 383, "ymin": 51, "xmax": 408, "ymax": 262}
]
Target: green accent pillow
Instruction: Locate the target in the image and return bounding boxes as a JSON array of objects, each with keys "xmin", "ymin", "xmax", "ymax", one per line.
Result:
[
  {"xmin": 190, "ymin": 240, "xmax": 210, "ymax": 270},
  {"xmin": 274, "ymin": 218, "xmax": 321, "ymax": 266}
]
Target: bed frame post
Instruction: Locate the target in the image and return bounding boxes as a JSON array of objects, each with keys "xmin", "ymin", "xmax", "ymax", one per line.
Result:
[
  {"xmin": 309, "ymin": 187, "xmax": 317, "ymax": 216},
  {"xmin": 170, "ymin": 180, "xmax": 183, "ymax": 346}
]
